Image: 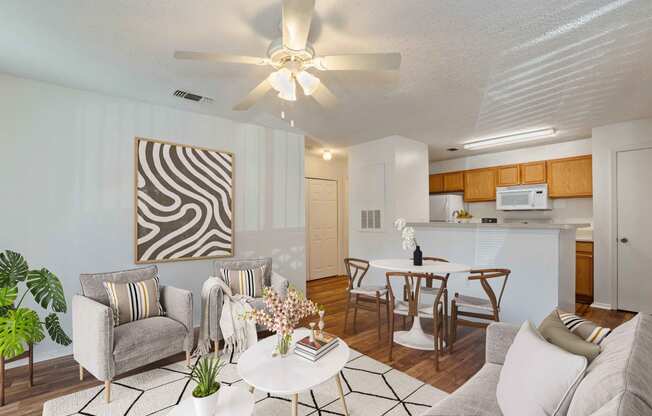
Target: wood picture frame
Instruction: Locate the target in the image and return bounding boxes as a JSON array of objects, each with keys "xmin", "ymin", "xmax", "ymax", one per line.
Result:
[{"xmin": 134, "ymin": 137, "xmax": 234, "ymax": 263}]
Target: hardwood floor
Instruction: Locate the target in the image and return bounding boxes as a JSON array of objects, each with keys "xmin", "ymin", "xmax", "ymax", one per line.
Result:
[{"xmin": 1, "ymin": 276, "xmax": 634, "ymax": 416}]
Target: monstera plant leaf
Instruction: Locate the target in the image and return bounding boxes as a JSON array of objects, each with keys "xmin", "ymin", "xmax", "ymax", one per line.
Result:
[
  {"xmin": 45, "ymin": 313, "xmax": 71, "ymax": 346},
  {"xmin": 0, "ymin": 286, "xmax": 18, "ymax": 307},
  {"xmin": 0, "ymin": 250, "xmax": 29, "ymax": 286},
  {"xmin": 0, "ymin": 308, "xmax": 44, "ymax": 359},
  {"xmin": 26, "ymin": 268, "xmax": 67, "ymax": 313}
]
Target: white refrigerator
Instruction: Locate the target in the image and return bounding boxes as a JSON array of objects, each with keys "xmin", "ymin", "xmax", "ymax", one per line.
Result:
[{"xmin": 429, "ymin": 194, "xmax": 465, "ymax": 222}]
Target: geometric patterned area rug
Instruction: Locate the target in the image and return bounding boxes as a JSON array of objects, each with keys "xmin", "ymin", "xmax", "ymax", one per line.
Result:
[{"xmin": 43, "ymin": 349, "xmax": 447, "ymax": 416}]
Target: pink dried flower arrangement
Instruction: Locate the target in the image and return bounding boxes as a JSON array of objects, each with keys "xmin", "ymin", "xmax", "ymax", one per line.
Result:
[{"xmin": 243, "ymin": 286, "xmax": 320, "ymax": 337}]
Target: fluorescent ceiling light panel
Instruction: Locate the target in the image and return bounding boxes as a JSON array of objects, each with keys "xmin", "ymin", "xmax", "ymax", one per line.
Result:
[{"xmin": 463, "ymin": 128, "xmax": 557, "ymax": 150}]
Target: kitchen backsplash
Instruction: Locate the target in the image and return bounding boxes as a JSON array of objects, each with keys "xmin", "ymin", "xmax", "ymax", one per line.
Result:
[{"xmin": 467, "ymin": 197, "xmax": 593, "ymax": 224}]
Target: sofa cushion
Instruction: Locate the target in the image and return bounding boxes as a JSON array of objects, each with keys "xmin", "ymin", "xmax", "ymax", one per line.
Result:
[
  {"xmin": 220, "ymin": 266, "xmax": 265, "ymax": 297},
  {"xmin": 568, "ymin": 313, "xmax": 652, "ymax": 416},
  {"xmin": 558, "ymin": 311, "xmax": 611, "ymax": 345},
  {"xmin": 80, "ymin": 265, "xmax": 158, "ymax": 306},
  {"xmin": 539, "ymin": 310, "xmax": 601, "ymax": 362},
  {"xmin": 113, "ymin": 316, "xmax": 186, "ymax": 362},
  {"xmin": 423, "ymin": 363, "xmax": 503, "ymax": 416},
  {"xmin": 497, "ymin": 321, "xmax": 587, "ymax": 416},
  {"xmin": 214, "ymin": 258, "xmax": 272, "ymax": 287},
  {"xmin": 104, "ymin": 276, "xmax": 163, "ymax": 326}
]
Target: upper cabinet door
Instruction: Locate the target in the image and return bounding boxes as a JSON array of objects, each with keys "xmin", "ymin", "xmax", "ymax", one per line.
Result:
[
  {"xmin": 547, "ymin": 155, "xmax": 592, "ymax": 198},
  {"xmin": 464, "ymin": 168, "xmax": 497, "ymax": 202},
  {"xmin": 443, "ymin": 171, "xmax": 464, "ymax": 192},
  {"xmin": 496, "ymin": 165, "xmax": 520, "ymax": 186},
  {"xmin": 429, "ymin": 174, "xmax": 444, "ymax": 193},
  {"xmin": 520, "ymin": 161, "xmax": 547, "ymax": 184}
]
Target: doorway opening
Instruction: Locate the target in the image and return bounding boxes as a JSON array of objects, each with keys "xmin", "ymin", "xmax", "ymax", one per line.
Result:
[{"xmin": 304, "ymin": 148, "xmax": 348, "ymax": 282}]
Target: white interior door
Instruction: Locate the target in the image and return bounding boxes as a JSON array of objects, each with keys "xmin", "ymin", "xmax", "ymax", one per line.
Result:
[
  {"xmin": 307, "ymin": 178, "xmax": 338, "ymax": 280},
  {"xmin": 617, "ymin": 148, "xmax": 652, "ymax": 313}
]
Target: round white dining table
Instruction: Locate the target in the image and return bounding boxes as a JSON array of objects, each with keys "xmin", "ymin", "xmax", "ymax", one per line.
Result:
[{"xmin": 370, "ymin": 258, "xmax": 471, "ymax": 351}]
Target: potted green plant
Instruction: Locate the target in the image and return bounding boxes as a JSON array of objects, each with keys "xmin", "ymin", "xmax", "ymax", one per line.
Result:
[
  {"xmin": 0, "ymin": 250, "xmax": 71, "ymax": 360},
  {"xmin": 189, "ymin": 355, "xmax": 225, "ymax": 416}
]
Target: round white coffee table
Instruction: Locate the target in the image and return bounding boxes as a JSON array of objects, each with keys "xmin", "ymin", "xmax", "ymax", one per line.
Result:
[
  {"xmin": 168, "ymin": 384, "xmax": 254, "ymax": 416},
  {"xmin": 370, "ymin": 258, "xmax": 471, "ymax": 350},
  {"xmin": 237, "ymin": 328, "xmax": 350, "ymax": 416}
]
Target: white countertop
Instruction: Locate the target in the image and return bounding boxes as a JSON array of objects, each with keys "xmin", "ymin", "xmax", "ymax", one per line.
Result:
[{"xmin": 410, "ymin": 221, "xmax": 591, "ymax": 230}]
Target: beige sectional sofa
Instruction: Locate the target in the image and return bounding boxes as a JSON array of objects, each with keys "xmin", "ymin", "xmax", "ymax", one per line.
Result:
[{"xmin": 424, "ymin": 313, "xmax": 652, "ymax": 415}]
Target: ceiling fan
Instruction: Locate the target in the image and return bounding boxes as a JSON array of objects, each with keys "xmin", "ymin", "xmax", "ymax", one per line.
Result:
[{"xmin": 174, "ymin": 0, "xmax": 402, "ymax": 111}]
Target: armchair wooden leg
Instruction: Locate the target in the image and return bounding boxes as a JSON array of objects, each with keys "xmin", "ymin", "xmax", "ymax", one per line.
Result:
[
  {"xmin": 186, "ymin": 351, "xmax": 191, "ymax": 366},
  {"xmin": 214, "ymin": 340, "xmax": 219, "ymax": 354},
  {"xmin": 450, "ymin": 301, "xmax": 458, "ymax": 354},
  {"xmin": 388, "ymin": 312, "xmax": 395, "ymax": 361},
  {"xmin": 79, "ymin": 365, "xmax": 84, "ymax": 381},
  {"xmin": 104, "ymin": 380, "xmax": 111, "ymax": 403}
]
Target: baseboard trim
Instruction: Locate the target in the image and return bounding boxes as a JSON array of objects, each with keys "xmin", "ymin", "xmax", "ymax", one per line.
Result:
[{"xmin": 590, "ymin": 302, "xmax": 613, "ymax": 310}]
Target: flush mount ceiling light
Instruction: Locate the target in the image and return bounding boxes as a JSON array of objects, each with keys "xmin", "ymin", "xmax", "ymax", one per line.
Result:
[
  {"xmin": 322, "ymin": 149, "xmax": 332, "ymax": 161},
  {"xmin": 463, "ymin": 128, "xmax": 557, "ymax": 150}
]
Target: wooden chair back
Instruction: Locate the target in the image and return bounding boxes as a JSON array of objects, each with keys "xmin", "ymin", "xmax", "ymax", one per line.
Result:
[
  {"xmin": 387, "ymin": 272, "xmax": 447, "ymax": 316},
  {"xmin": 423, "ymin": 257, "xmax": 449, "ymax": 289},
  {"xmin": 344, "ymin": 258, "xmax": 370, "ymax": 290},
  {"xmin": 468, "ymin": 268, "xmax": 511, "ymax": 312}
]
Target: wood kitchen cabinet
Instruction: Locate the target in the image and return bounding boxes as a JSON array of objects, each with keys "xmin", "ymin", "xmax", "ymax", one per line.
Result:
[
  {"xmin": 576, "ymin": 241, "xmax": 594, "ymax": 303},
  {"xmin": 429, "ymin": 171, "xmax": 464, "ymax": 193},
  {"xmin": 429, "ymin": 174, "xmax": 444, "ymax": 193},
  {"xmin": 443, "ymin": 171, "xmax": 464, "ymax": 192},
  {"xmin": 520, "ymin": 161, "xmax": 547, "ymax": 184},
  {"xmin": 464, "ymin": 168, "xmax": 497, "ymax": 202},
  {"xmin": 547, "ymin": 155, "xmax": 592, "ymax": 197},
  {"xmin": 496, "ymin": 165, "xmax": 520, "ymax": 186}
]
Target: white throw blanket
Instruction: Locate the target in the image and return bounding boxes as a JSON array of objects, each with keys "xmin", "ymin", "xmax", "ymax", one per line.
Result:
[{"xmin": 194, "ymin": 277, "xmax": 258, "ymax": 356}]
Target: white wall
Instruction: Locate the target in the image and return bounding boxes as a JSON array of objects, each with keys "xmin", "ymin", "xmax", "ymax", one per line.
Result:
[
  {"xmin": 0, "ymin": 74, "xmax": 306, "ymax": 363},
  {"xmin": 348, "ymin": 135, "xmax": 429, "ymax": 268},
  {"xmin": 305, "ymin": 153, "xmax": 348, "ymax": 275},
  {"xmin": 429, "ymin": 139, "xmax": 593, "ymax": 223},
  {"xmin": 592, "ymin": 118, "xmax": 652, "ymax": 309}
]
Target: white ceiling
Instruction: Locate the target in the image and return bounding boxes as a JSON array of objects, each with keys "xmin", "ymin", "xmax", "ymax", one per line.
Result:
[{"xmin": 1, "ymin": 0, "xmax": 651, "ymax": 160}]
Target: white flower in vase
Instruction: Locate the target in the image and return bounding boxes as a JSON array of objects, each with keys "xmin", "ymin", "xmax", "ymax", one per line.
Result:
[
  {"xmin": 401, "ymin": 226, "xmax": 417, "ymax": 251},
  {"xmin": 394, "ymin": 218, "xmax": 406, "ymax": 231}
]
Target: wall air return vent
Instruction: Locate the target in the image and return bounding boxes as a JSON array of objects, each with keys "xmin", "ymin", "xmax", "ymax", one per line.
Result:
[
  {"xmin": 360, "ymin": 209, "xmax": 381, "ymax": 231},
  {"xmin": 173, "ymin": 90, "xmax": 214, "ymax": 104}
]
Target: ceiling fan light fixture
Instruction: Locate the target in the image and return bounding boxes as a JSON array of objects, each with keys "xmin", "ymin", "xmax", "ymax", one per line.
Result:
[
  {"xmin": 269, "ymin": 68, "xmax": 297, "ymax": 101},
  {"xmin": 276, "ymin": 78, "xmax": 297, "ymax": 101},
  {"xmin": 296, "ymin": 70, "xmax": 320, "ymax": 95}
]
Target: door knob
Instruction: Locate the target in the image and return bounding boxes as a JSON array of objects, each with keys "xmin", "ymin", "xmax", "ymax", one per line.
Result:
[{"xmin": 620, "ymin": 237, "xmax": 629, "ymax": 243}]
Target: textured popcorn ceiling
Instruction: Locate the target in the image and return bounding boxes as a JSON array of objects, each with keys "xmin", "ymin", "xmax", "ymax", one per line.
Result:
[{"xmin": 1, "ymin": 0, "xmax": 651, "ymax": 160}]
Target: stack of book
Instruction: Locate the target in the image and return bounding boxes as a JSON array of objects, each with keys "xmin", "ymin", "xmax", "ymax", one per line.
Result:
[{"xmin": 295, "ymin": 332, "xmax": 339, "ymax": 362}]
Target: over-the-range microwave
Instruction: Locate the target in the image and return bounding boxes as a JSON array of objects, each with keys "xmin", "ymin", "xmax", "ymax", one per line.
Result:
[{"xmin": 496, "ymin": 184, "xmax": 552, "ymax": 211}]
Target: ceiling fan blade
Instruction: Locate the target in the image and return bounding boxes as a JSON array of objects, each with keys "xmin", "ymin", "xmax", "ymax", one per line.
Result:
[
  {"xmin": 174, "ymin": 51, "xmax": 268, "ymax": 66},
  {"xmin": 312, "ymin": 53, "xmax": 402, "ymax": 71},
  {"xmin": 282, "ymin": 0, "xmax": 315, "ymax": 51},
  {"xmin": 311, "ymin": 82, "xmax": 337, "ymax": 108},
  {"xmin": 233, "ymin": 78, "xmax": 273, "ymax": 111}
]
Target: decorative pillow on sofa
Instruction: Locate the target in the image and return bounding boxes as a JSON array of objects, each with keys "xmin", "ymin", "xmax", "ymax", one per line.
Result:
[
  {"xmin": 221, "ymin": 266, "xmax": 265, "ymax": 297},
  {"xmin": 558, "ymin": 311, "xmax": 611, "ymax": 345},
  {"xmin": 539, "ymin": 310, "xmax": 601, "ymax": 362},
  {"xmin": 103, "ymin": 276, "xmax": 163, "ymax": 326},
  {"xmin": 497, "ymin": 321, "xmax": 588, "ymax": 416}
]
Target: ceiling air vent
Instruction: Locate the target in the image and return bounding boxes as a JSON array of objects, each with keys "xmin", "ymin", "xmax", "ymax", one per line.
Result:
[{"xmin": 173, "ymin": 90, "xmax": 214, "ymax": 104}]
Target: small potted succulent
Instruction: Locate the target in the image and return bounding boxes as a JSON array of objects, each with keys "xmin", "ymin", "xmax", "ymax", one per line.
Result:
[{"xmin": 189, "ymin": 355, "xmax": 225, "ymax": 416}]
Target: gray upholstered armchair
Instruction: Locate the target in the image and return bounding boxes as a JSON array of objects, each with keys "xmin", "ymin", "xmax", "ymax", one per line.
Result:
[
  {"xmin": 72, "ymin": 265, "xmax": 193, "ymax": 402},
  {"xmin": 208, "ymin": 257, "xmax": 289, "ymax": 349}
]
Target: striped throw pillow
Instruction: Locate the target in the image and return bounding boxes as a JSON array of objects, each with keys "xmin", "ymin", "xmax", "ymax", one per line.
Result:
[
  {"xmin": 221, "ymin": 267, "xmax": 265, "ymax": 297},
  {"xmin": 558, "ymin": 310, "xmax": 612, "ymax": 345},
  {"xmin": 103, "ymin": 277, "xmax": 163, "ymax": 326}
]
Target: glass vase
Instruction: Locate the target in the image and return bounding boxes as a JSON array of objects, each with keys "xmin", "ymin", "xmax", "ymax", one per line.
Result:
[{"xmin": 275, "ymin": 332, "xmax": 293, "ymax": 357}]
